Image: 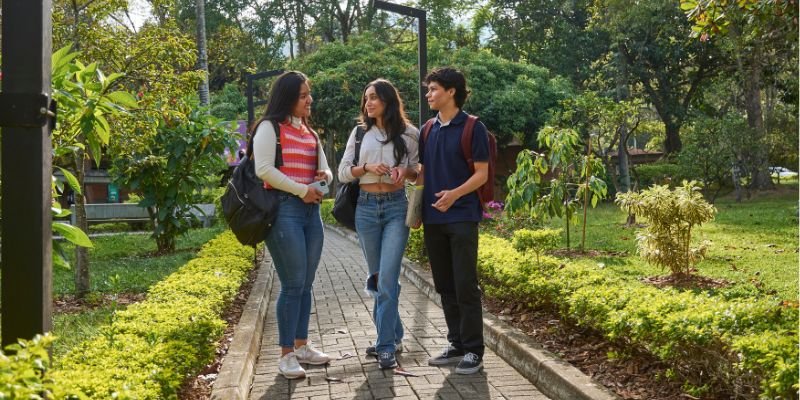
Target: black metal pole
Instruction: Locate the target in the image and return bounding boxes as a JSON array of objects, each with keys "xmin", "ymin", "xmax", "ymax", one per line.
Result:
[
  {"xmin": 372, "ymin": 0, "xmax": 428, "ymax": 128},
  {"xmin": 418, "ymin": 13, "xmax": 428, "ymax": 128},
  {"xmin": 0, "ymin": 0, "xmax": 54, "ymax": 346}
]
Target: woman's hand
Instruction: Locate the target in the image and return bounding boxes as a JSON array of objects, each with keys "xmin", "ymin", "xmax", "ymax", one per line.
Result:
[
  {"xmin": 314, "ymin": 170, "xmax": 327, "ymax": 182},
  {"xmin": 366, "ymin": 163, "xmax": 391, "ymax": 177},
  {"xmin": 302, "ymin": 187, "xmax": 323, "ymax": 204},
  {"xmin": 390, "ymin": 167, "xmax": 407, "ymax": 185}
]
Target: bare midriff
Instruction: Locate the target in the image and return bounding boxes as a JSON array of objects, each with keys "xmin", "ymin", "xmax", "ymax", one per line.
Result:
[{"xmin": 360, "ymin": 181, "xmax": 404, "ymax": 193}]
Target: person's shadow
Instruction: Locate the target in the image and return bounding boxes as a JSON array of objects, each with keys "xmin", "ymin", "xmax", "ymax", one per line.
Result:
[{"xmin": 435, "ymin": 367, "xmax": 491, "ymax": 399}]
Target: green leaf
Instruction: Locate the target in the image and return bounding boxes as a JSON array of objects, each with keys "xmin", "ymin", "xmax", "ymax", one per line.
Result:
[
  {"xmin": 56, "ymin": 167, "xmax": 82, "ymax": 195},
  {"xmin": 105, "ymin": 91, "xmax": 138, "ymax": 109},
  {"xmin": 53, "ymin": 222, "xmax": 93, "ymax": 248}
]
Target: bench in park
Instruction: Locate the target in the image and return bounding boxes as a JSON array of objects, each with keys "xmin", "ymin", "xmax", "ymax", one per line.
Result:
[{"xmin": 69, "ymin": 203, "xmax": 217, "ymax": 228}]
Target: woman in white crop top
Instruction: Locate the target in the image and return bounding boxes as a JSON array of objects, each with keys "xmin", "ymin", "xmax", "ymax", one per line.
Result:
[
  {"xmin": 252, "ymin": 71, "xmax": 333, "ymax": 379},
  {"xmin": 337, "ymin": 79, "xmax": 419, "ymax": 369}
]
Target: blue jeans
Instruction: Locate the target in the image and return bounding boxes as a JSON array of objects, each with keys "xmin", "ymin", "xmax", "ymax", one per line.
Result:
[
  {"xmin": 265, "ymin": 194, "xmax": 324, "ymax": 348},
  {"xmin": 355, "ymin": 189, "xmax": 408, "ymax": 353}
]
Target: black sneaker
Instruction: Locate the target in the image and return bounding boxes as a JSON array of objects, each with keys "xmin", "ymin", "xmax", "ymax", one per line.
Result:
[
  {"xmin": 455, "ymin": 352, "xmax": 483, "ymax": 374},
  {"xmin": 378, "ymin": 352, "xmax": 397, "ymax": 369},
  {"xmin": 366, "ymin": 343, "xmax": 403, "ymax": 356},
  {"xmin": 427, "ymin": 345, "xmax": 465, "ymax": 366}
]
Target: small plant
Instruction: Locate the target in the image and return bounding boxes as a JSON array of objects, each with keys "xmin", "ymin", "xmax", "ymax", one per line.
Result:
[
  {"xmin": 615, "ymin": 181, "xmax": 716, "ymax": 277},
  {"xmin": 512, "ymin": 228, "xmax": 562, "ymax": 265}
]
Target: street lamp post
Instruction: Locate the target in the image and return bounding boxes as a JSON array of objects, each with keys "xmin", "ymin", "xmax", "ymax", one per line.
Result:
[
  {"xmin": 0, "ymin": 0, "xmax": 55, "ymax": 346},
  {"xmin": 372, "ymin": 0, "xmax": 428, "ymax": 128}
]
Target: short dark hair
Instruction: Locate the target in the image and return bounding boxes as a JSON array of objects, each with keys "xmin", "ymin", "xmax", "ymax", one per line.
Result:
[{"xmin": 424, "ymin": 67, "xmax": 469, "ymax": 108}]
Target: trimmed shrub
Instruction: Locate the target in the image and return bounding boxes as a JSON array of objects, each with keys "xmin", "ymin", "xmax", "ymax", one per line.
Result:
[
  {"xmin": 50, "ymin": 231, "xmax": 254, "ymax": 399},
  {"xmin": 474, "ymin": 233, "xmax": 798, "ymax": 398},
  {"xmin": 512, "ymin": 228, "xmax": 561, "ymax": 264}
]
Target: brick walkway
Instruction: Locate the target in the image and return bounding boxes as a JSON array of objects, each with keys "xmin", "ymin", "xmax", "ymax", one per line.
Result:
[{"xmin": 248, "ymin": 228, "xmax": 548, "ymax": 400}]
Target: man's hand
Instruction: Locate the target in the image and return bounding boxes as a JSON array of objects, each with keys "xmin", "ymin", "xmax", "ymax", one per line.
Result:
[{"xmin": 432, "ymin": 189, "xmax": 461, "ymax": 213}]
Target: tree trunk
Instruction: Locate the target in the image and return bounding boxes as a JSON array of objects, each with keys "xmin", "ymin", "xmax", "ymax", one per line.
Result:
[
  {"xmin": 743, "ymin": 49, "xmax": 773, "ymax": 190},
  {"xmin": 616, "ymin": 44, "xmax": 634, "ymax": 226},
  {"xmin": 73, "ymin": 155, "xmax": 90, "ymax": 297},
  {"xmin": 195, "ymin": 0, "xmax": 209, "ymax": 106},
  {"xmin": 663, "ymin": 121, "xmax": 682, "ymax": 155}
]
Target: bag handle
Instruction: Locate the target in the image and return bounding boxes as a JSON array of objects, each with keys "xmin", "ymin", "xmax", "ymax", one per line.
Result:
[{"xmin": 352, "ymin": 125, "xmax": 366, "ymax": 166}]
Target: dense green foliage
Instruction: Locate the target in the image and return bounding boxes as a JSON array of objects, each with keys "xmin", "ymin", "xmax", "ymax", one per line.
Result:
[{"xmin": 113, "ymin": 108, "xmax": 236, "ymax": 252}]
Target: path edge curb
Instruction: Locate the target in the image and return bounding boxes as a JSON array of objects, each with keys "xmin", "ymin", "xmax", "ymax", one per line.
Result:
[
  {"xmin": 211, "ymin": 248, "xmax": 274, "ymax": 400},
  {"xmin": 326, "ymin": 224, "xmax": 620, "ymax": 400}
]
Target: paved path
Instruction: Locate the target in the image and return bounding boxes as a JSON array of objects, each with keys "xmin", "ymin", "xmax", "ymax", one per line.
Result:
[{"xmin": 248, "ymin": 228, "xmax": 548, "ymax": 400}]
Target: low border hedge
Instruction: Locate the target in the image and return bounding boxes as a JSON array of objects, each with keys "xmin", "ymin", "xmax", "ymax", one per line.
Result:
[
  {"xmin": 47, "ymin": 231, "xmax": 254, "ymax": 399},
  {"xmin": 477, "ymin": 234, "xmax": 798, "ymax": 399}
]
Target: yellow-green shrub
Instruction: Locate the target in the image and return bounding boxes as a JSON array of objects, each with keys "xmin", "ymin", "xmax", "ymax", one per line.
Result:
[
  {"xmin": 50, "ymin": 231, "xmax": 254, "ymax": 399},
  {"xmin": 0, "ymin": 334, "xmax": 56, "ymax": 399},
  {"xmin": 474, "ymin": 233, "xmax": 798, "ymax": 398}
]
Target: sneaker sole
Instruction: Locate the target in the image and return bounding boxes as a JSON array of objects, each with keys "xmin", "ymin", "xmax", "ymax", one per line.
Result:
[
  {"xmin": 427, "ymin": 357, "xmax": 463, "ymax": 366},
  {"xmin": 455, "ymin": 363, "xmax": 484, "ymax": 375},
  {"xmin": 297, "ymin": 358, "xmax": 331, "ymax": 366},
  {"xmin": 367, "ymin": 346, "xmax": 403, "ymax": 357},
  {"xmin": 280, "ymin": 370, "xmax": 306, "ymax": 379},
  {"xmin": 379, "ymin": 361, "xmax": 398, "ymax": 369}
]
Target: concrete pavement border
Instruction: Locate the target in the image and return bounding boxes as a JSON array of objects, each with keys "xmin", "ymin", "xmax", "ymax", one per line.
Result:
[
  {"xmin": 326, "ymin": 224, "xmax": 620, "ymax": 400},
  {"xmin": 211, "ymin": 249, "xmax": 274, "ymax": 400}
]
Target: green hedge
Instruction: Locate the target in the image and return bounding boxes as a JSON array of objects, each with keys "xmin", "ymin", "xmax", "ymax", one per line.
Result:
[
  {"xmin": 48, "ymin": 231, "xmax": 254, "ymax": 399},
  {"xmin": 477, "ymin": 234, "xmax": 798, "ymax": 399}
]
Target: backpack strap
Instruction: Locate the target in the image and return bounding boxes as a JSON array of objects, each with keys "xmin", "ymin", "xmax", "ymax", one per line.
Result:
[
  {"xmin": 459, "ymin": 115, "xmax": 479, "ymax": 170},
  {"xmin": 420, "ymin": 118, "xmax": 436, "ymax": 144},
  {"xmin": 247, "ymin": 119, "xmax": 282, "ymax": 167},
  {"xmin": 352, "ymin": 125, "xmax": 366, "ymax": 165}
]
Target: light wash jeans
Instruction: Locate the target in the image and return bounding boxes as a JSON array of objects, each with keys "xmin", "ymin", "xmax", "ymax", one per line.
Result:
[
  {"xmin": 265, "ymin": 193, "xmax": 324, "ymax": 348},
  {"xmin": 355, "ymin": 189, "xmax": 409, "ymax": 353}
]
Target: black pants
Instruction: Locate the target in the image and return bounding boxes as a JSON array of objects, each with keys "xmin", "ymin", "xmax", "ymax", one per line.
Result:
[{"xmin": 424, "ymin": 222, "xmax": 484, "ymax": 357}]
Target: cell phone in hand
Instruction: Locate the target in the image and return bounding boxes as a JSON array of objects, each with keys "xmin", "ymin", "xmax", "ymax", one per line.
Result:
[{"xmin": 309, "ymin": 180, "xmax": 329, "ymax": 195}]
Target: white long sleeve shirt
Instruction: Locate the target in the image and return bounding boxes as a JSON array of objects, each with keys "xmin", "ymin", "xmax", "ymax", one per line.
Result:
[{"xmin": 337, "ymin": 124, "xmax": 419, "ymax": 184}]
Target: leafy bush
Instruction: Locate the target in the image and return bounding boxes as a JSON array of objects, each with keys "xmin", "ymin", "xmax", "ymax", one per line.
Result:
[
  {"xmin": 616, "ymin": 181, "xmax": 716, "ymax": 277},
  {"xmin": 512, "ymin": 228, "xmax": 562, "ymax": 264},
  {"xmin": 406, "ymin": 227, "xmax": 428, "ymax": 265},
  {"xmin": 50, "ymin": 231, "xmax": 254, "ymax": 398},
  {"xmin": 0, "ymin": 334, "xmax": 56, "ymax": 398},
  {"xmin": 633, "ymin": 162, "xmax": 684, "ymax": 189},
  {"xmin": 473, "ymin": 234, "xmax": 798, "ymax": 398},
  {"xmin": 320, "ymin": 198, "xmax": 336, "ymax": 226}
]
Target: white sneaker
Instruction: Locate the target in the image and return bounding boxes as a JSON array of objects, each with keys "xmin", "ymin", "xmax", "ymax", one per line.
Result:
[
  {"xmin": 294, "ymin": 343, "xmax": 332, "ymax": 365},
  {"xmin": 278, "ymin": 352, "xmax": 306, "ymax": 379}
]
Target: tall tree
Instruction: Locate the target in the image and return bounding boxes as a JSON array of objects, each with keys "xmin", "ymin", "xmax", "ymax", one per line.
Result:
[
  {"xmin": 681, "ymin": 0, "xmax": 798, "ymax": 189},
  {"xmin": 473, "ymin": 0, "xmax": 609, "ymax": 85},
  {"xmin": 592, "ymin": 0, "xmax": 720, "ymax": 155}
]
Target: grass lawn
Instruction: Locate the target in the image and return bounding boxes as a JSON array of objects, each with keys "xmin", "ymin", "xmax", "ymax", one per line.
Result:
[
  {"xmin": 544, "ymin": 185, "xmax": 798, "ymax": 301},
  {"xmin": 48, "ymin": 226, "xmax": 224, "ymax": 358}
]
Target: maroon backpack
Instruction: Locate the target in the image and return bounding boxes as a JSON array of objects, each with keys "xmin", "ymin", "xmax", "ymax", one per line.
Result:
[{"xmin": 421, "ymin": 115, "xmax": 497, "ymax": 208}]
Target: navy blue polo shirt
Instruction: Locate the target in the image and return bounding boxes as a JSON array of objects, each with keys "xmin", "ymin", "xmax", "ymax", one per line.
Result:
[{"xmin": 419, "ymin": 110, "xmax": 490, "ymax": 224}]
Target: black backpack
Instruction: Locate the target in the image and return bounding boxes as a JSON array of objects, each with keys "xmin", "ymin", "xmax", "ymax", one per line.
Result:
[{"xmin": 221, "ymin": 120, "xmax": 282, "ymax": 247}]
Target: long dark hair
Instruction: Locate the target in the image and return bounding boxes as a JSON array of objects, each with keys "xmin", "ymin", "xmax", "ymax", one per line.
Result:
[
  {"xmin": 359, "ymin": 79, "xmax": 411, "ymax": 166},
  {"xmin": 249, "ymin": 70, "xmax": 312, "ymax": 140}
]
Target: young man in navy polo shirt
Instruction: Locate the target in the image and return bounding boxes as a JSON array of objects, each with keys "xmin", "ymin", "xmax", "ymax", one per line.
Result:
[{"xmin": 417, "ymin": 67, "xmax": 489, "ymax": 374}]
